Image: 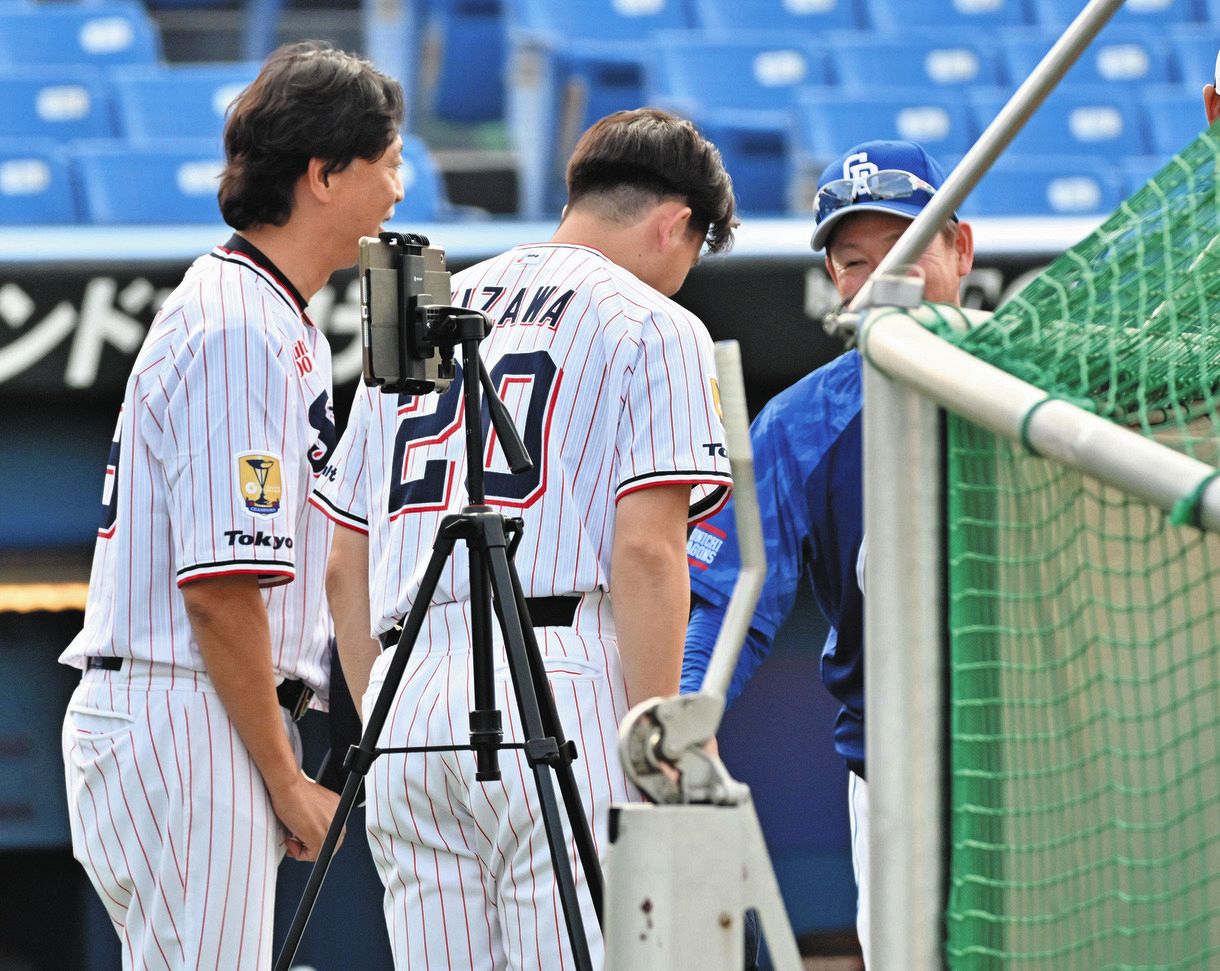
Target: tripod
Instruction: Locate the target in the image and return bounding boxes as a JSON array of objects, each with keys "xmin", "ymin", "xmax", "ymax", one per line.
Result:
[{"xmin": 275, "ymin": 310, "xmax": 603, "ymax": 971}]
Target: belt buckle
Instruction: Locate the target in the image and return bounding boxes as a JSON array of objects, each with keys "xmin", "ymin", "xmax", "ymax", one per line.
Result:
[
  {"xmin": 293, "ymin": 686, "xmax": 313, "ymax": 721},
  {"xmin": 286, "ymin": 682, "xmax": 313, "ymax": 721}
]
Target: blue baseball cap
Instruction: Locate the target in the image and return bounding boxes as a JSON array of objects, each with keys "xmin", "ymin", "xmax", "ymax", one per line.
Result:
[{"xmin": 811, "ymin": 140, "xmax": 951, "ymax": 252}]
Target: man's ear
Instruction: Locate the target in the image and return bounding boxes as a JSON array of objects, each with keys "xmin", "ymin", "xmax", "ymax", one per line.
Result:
[
  {"xmin": 656, "ymin": 201, "xmax": 694, "ymax": 250},
  {"xmin": 824, "ymin": 252, "xmax": 840, "ymax": 290},
  {"xmin": 303, "ymin": 157, "xmax": 332, "ymax": 203},
  {"xmin": 1205, "ymin": 83, "xmax": 1220, "ymax": 126},
  {"xmin": 954, "ymin": 221, "xmax": 975, "ymax": 278}
]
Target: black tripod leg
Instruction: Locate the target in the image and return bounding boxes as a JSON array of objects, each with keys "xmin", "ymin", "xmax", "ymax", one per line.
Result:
[
  {"xmin": 483, "ymin": 542, "xmax": 597, "ymax": 971},
  {"xmin": 503, "ymin": 560, "xmax": 606, "ymax": 923},
  {"xmin": 273, "ymin": 529, "xmax": 458, "ymax": 971}
]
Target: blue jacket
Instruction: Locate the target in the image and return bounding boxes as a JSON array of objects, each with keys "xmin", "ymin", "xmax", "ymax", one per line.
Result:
[{"xmin": 684, "ymin": 350, "xmax": 865, "ymax": 776}]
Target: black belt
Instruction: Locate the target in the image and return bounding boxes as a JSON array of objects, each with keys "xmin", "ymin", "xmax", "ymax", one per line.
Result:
[
  {"xmin": 378, "ymin": 595, "xmax": 582, "ymax": 650},
  {"xmin": 84, "ymin": 656, "xmax": 314, "ymax": 721}
]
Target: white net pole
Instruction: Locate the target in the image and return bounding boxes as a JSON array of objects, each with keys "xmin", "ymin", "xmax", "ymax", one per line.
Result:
[{"xmin": 863, "ymin": 359, "xmax": 945, "ymax": 969}]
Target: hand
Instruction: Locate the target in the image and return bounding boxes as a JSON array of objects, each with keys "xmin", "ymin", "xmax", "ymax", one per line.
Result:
[{"xmin": 270, "ymin": 771, "xmax": 344, "ymax": 862}]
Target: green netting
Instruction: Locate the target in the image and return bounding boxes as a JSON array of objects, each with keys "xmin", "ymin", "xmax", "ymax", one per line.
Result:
[{"xmin": 937, "ymin": 127, "xmax": 1220, "ymax": 968}]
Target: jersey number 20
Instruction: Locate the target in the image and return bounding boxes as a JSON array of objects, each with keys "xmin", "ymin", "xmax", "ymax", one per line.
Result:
[{"xmin": 388, "ymin": 350, "xmax": 560, "ymax": 516}]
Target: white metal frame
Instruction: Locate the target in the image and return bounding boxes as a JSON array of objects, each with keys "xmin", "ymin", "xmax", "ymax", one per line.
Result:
[{"xmin": 853, "ymin": 3, "xmax": 1159, "ymax": 967}]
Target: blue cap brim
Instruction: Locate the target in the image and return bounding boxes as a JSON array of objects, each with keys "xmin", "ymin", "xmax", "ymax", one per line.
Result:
[{"xmin": 810, "ymin": 198, "xmax": 925, "ymax": 252}]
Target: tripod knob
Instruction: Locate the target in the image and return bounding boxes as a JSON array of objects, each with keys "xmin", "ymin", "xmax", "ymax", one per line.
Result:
[{"xmin": 470, "ymin": 708, "xmax": 504, "ymax": 781}]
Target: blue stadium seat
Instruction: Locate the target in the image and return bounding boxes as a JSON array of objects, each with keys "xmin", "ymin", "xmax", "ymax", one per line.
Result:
[
  {"xmin": 1120, "ymin": 156, "xmax": 1172, "ymax": 196},
  {"xmin": 793, "ymin": 90, "xmax": 975, "ymax": 213},
  {"xmin": 1031, "ymin": 0, "xmax": 1199, "ymax": 27},
  {"xmin": 827, "ymin": 30, "xmax": 1004, "ymax": 92},
  {"xmin": 1141, "ymin": 85, "xmax": 1210, "ymax": 155},
  {"xmin": 999, "ymin": 25, "xmax": 1172, "ymax": 89},
  {"xmin": 0, "ymin": 140, "xmax": 77, "ymax": 224},
  {"xmin": 795, "ymin": 89, "xmax": 976, "ymax": 162},
  {"xmin": 0, "ymin": 69, "xmax": 118, "ymax": 141},
  {"xmin": 73, "ymin": 140, "xmax": 225, "ymax": 225},
  {"xmin": 424, "ymin": 0, "xmax": 507, "ymax": 122},
  {"xmin": 970, "ymin": 86, "xmax": 1149, "ymax": 158},
  {"xmin": 645, "ymin": 32, "xmax": 829, "ymax": 213},
  {"xmin": 505, "ymin": 0, "xmax": 694, "ymax": 216},
  {"xmin": 111, "ymin": 62, "xmax": 259, "ymax": 146},
  {"xmin": 1169, "ymin": 28, "xmax": 1220, "ymax": 87},
  {"xmin": 0, "ymin": 4, "xmax": 161, "ymax": 68},
  {"xmin": 961, "ymin": 155, "xmax": 1124, "ymax": 216},
  {"xmin": 689, "ymin": 0, "xmax": 864, "ymax": 32},
  {"xmin": 397, "ymin": 133, "xmax": 450, "ymax": 223},
  {"xmin": 647, "ymin": 32, "xmax": 828, "ymax": 114},
  {"xmin": 867, "ymin": 0, "xmax": 1030, "ymax": 32},
  {"xmin": 510, "ymin": 0, "xmax": 689, "ymax": 40}
]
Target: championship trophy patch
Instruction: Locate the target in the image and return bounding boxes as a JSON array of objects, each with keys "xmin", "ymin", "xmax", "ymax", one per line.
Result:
[{"xmin": 237, "ymin": 452, "xmax": 283, "ymax": 517}]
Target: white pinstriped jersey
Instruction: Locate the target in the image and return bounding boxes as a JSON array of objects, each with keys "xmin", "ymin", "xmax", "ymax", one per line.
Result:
[
  {"xmin": 60, "ymin": 236, "xmax": 337, "ymax": 695},
  {"xmin": 312, "ymin": 242, "xmax": 732, "ymax": 635}
]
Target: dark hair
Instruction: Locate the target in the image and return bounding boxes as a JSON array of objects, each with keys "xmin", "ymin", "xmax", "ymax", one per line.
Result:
[
  {"xmin": 219, "ymin": 41, "xmax": 405, "ymax": 229},
  {"xmin": 565, "ymin": 108, "xmax": 738, "ymax": 254}
]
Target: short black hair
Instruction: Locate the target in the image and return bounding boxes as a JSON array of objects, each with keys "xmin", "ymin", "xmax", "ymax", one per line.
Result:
[
  {"xmin": 219, "ymin": 41, "xmax": 405, "ymax": 229},
  {"xmin": 565, "ymin": 108, "xmax": 738, "ymax": 254}
]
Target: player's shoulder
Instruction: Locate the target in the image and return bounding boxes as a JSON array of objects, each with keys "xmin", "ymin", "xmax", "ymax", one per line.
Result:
[{"xmin": 152, "ymin": 253, "xmax": 294, "ymax": 368}]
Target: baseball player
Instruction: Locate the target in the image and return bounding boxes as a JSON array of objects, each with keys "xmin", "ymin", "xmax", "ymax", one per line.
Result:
[
  {"xmin": 681, "ymin": 140, "xmax": 974, "ymax": 967},
  {"xmin": 314, "ymin": 107, "xmax": 737, "ymax": 970},
  {"xmin": 59, "ymin": 42, "xmax": 404, "ymax": 968}
]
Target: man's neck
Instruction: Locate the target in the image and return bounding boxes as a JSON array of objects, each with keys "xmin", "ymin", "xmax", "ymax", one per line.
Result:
[
  {"xmin": 237, "ymin": 224, "xmax": 331, "ymax": 304},
  {"xmin": 551, "ymin": 210, "xmax": 648, "ymax": 283}
]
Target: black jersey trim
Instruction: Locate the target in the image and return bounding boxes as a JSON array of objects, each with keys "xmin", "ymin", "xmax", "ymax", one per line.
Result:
[
  {"xmin": 212, "ymin": 234, "xmax": 308, "ymax": 315},
  {"xmin": 689, "ymin": 483, "xmax": 730, "ymax": 520},
  {"xmin": 617, "ymin": 469, "xmax": 734, "ymax": 491},
  {"xmin": 177, "ymin": 558, "xmax": 295, "ymax": 577},
  {"xmin": 308, "ymin": 491, "xmax": 370, "ymax": 529}
]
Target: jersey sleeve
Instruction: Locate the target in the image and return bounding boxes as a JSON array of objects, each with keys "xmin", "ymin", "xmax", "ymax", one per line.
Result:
[
  {"xmin": 687, "ymin": 403, "xmax": 811, "ymax": 643},
  {"xmin": 615, "ymin": 310, "xmax": 733, "ymax": 523},
  {"xmin": 158, "ymin": 322, "xmax": 301, "ymax": 588},
  {"xmin": 682, "ymin": 595, "xmax": 773, "ymax": 707},
  {"xmin": 310, "ymin": 384, "xmax": 374, "ymax": 534}
]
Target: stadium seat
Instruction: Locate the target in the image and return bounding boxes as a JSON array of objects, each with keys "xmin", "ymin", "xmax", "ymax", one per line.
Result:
[
  {"xmin": 827, "ymin": 30, "xmax": 1004, "ymax": 91},
  {"xmin": 111, "ymin": 62, "xmax": 260, "ymax": 146},
  {"xmin": 1120, "ymin": 155, "xmax": 1171, "ymax": 196},
  {"xmin": 1170, "ymin": 29, "xmax": 1220, "ymax": 87},
  {"xmin": 961, "ymin": 155, "xmax": 1124, "ymax": 216},
  {"xmin": 999, "ymin": 25, "xmax": 1172, "ymax": 89},
  {"xmin": 969, "ymin": 85, "xmax": 1149, "ymax": 159},
  {"xmin": 867, "ymin": 0, "xmax": 1030, "ymax": 32},
  {"xmin": 689, "ymin": 0, "xmax": 865, "ymax": 32},
  {"xmin": 0, "ymin": 140, "xmax": 77, "ymax": 225},
  {"xmin": 1030, "ymin": 0, "xmax": 1199, "ymax": 27},
  {"xmin": 423, "ymin": 0, "xmax": 507, "ymax": 123},
  {"xmin": 505, "ymin": 0, "xmax": 695, "ymax": 216},
  {"xmin": 795, "ymin": 89, "xmax": 975, "ymax": 161},
  {"xmin": 1141, "ymin": 85, "xmax": 1210, "ymax": 156},
  {"xmin": 0, "ymin": 4, "xmax": 161, "ymax": 68},
  {"xmin": 0, "ymin": 69, "xmax": 118, "ymax": 141},
  {"xmin": 792, "ymin": 89, "xmax": 975, "ymax": 211},
  {"xmin": 73, "ymin": 140, "xmax": 226, "ymax": 224},
  {"xmin": 644, "ymin": 32, "xmax": 828, "ymax": 213},
  {"xmin": 647, "ymin": 32, "xmax": 829, "ymax": 114}
]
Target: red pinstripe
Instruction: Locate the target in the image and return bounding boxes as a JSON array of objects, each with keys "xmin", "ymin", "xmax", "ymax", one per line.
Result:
[{"xmin": 193, "ymin": 701, "xmax": 215, "ymax": 969}]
